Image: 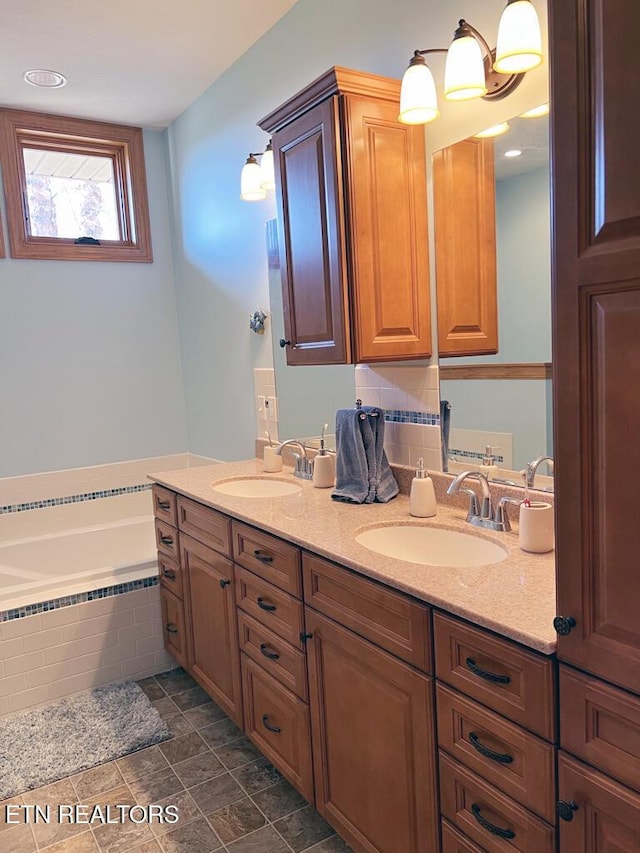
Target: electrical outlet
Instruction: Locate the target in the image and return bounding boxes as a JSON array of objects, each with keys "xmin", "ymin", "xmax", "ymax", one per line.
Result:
[{"xmin": 265, "ymin": 396, "xmax": 278, "ymax": 422}]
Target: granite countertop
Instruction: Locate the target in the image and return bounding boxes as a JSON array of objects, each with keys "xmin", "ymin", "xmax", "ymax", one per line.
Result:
[{"xmin": 149, "ymin": 459, "xmax": 557, "ymax": 655}]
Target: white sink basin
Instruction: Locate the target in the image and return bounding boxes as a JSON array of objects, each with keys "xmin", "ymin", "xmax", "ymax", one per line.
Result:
[
  {"xmin": 355, "ymin": 524, "xmax": 508, "ymax": 568},
  {"xmin": 212, "ymin": 477, "xmax": 302, "ymax": 498}
]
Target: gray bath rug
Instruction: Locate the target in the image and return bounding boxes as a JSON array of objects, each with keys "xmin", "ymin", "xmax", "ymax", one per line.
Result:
[{"xmin": 0, "ymin": 680, "xmax": 171, "ymax": 799}]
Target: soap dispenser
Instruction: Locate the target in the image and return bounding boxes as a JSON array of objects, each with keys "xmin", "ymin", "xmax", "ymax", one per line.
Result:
[
  {"xmin": 312, "ymin": 423, "xmax": 335, "ymax": 488},
  {"xmin": 409, "ymin": 458, "xmax": 437, "ymax": 518},
  {"xmin": 480, "ymin": 445, "xmax": 499, "ymax": 480}
]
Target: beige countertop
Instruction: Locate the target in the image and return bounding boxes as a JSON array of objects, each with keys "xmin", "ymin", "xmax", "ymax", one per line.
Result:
[{"xmin": 149, "ymin": 459, "xmax": 557, "ymax": 655}]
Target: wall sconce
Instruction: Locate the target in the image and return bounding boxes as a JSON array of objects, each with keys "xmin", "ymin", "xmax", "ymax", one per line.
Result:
[
  {"xmin": 399, "ymin": 0, "xmax": 543, "ymax": 125},
  {"xmin": 240, "ymin": 139, "xmax": 275, "ymax": 201}
]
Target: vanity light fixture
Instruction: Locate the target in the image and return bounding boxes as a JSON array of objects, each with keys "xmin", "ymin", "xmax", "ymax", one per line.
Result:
[
  {"xmin": 399, "ymin": 0, "xmax": 543, "ymax": 125},
  {"xmin": 504, "ymin": 148, "xmax": 523, "ymax": 157},
  {"xmin": 520, "ymin": 102, "xmax": 550, "ymax": 118},
  {"xmin": 260, "ymin": 140, "xmax": 275, "ymax": 191},
  {"xmin": 240, "ymin": 139, "xmax": 275, "ymax": 201},
  {"xmin": 474, "ymin": 121, "xmax": 510, "ymax": 138}
]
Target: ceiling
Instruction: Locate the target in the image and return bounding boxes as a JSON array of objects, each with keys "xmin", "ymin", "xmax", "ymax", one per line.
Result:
[{"xmin": 0, "ymin": 0, "xmax": 300, "ymax": 129}]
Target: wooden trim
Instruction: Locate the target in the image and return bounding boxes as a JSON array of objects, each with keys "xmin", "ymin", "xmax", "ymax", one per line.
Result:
[
  {"xmin": 0, "ymin": 108, "xmax": 152, "ymax": 262},
  {"xmin": 439, "ymin": 363, "xmax": 552, "ymax": 380}
]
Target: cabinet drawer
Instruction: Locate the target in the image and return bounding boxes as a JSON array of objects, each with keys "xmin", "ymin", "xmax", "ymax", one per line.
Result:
[
  {"xmin": 440, "ymin": 752, "xmax": 555, "ymax": 853},
  {"xmin": 560, "ymin": 665, "xmax": 640, "ymax": 793},
  {"xmin": 442, "ymin": 820, "xmax": 485, "ymax": 853},
  {"xmin": 152, "ymin": 484, "xmax": 177, "ymax": 527},
  {"xmin": 238, "ymin": 610, "xmax": 308, "ymax": 701},
  {"xmin": 177, "ymin": 495, "xmax": 231, "ymax": 557},
  {"xmin": 155, "ymin": 518, "xmax": 179, "ymax": 561},
  {"xmin": 235, "ymin": 566, "xmax": 305, "ymax": 650},
  {"xmin": 158, "ymin": 554, "xmax": 183, "ymax": 600},
  {"xmin": 434, "ymin": 612, "xmax": 556, "ymax": 741},
  {"xmin": 437, "ymin": 683, "xmax": 556, "ymax": 823},
  {"xmin": 302, "ymin": 552, "xmax": 431, "ymax": 672},
  {"xmin": 242, "ymin": 654, "xmax": 313, "ymax": 802},
  {"xmin": 160, "ymin": 587, "xmax": 187, "ymax": 669},
  {"xmin": 233, "ymin": 521, "xmax": 301, "ymax": 597}
]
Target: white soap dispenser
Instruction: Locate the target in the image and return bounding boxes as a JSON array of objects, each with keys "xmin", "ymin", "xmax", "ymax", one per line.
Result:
[
  {"xmin": 409, "ymin": 458, "xmax": 437, "ymax": 518},
  {"xmin": 480, "ymin": 445, "xmax": 499, "ymax": 480},
  {"xmin": 312, "ymin": 423, "xmax": 335, "ymax": 488}
]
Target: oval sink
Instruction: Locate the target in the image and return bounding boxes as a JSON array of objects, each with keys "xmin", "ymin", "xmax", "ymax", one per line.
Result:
[
  {"xmin": 212, "ymin": 477, "xmax": 302, "ymax": 498},
  {"xmin": 355, "ymin": 524, "xmax": 508, "ymax": 568}
]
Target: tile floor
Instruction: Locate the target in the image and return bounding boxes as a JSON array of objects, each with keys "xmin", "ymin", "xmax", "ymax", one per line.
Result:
[{"xmin": 0, "ymin": 668, "xmax": 353, "ymax": 853}]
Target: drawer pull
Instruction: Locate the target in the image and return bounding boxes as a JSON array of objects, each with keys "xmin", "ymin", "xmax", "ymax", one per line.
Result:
[
  {"xmin": 162, "ymin": 568, "xmax": 176, "ymax": 580},
  {"xmin": 261, "ymin": 714, "xmax": 281, "ymax": 734},
  {"xmin": 157, "ymin": 500, "xmax": 171, "ymax": 510},
  {"xmin": 553, "ymin": 615, "xmax": 576, "ymax": 636},
  {"xmin": 220, "ymin": 578, "xmax": 231, "ymax": 589},
  {"xmin": 253, "ymin": 549, "xmax": 274, "ymax": 564},
  {"xmin": 259, "ymin": 643, "xmax": 280, "ymax": 661},
  {"xmin": 257, "ymin": 597, "xmax": 277, "ymax": 612},
  {"xmin": 557, "ymin": 800, "xmax": 579, "ymax": 822},
  {"xmin": 166, "ymin": 623, "xmax": 178, "ymax": 635},
  {"xmin": 160, "ymin": 535, "xmax": 174, "ymax": 546},
  {"xmin": 470, "ymin": 804, "xmax": 515, "ymax": 840},
  {"xmin": 466, "ymin": 657, "xmax": 511, "ymax": 685},
  {"xmin": 468, "ymin": 732, "xmax": 514, "ymax": 764}
]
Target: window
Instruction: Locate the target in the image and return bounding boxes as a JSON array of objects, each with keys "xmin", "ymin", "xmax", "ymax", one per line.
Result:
[{"xmin": 0, "ymin": 109, "xmax": 152, "ymax": 262}]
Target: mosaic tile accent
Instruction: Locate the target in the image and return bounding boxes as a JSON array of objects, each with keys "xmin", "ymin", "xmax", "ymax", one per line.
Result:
[
  {"xmin": 0, "ymin": 575, "xmax": 159, "ymax": 622},
  {"xmin": 0, "ymin": 482, "xmax": 152, "ymax": 515},
  {"xmin": 449, "ymin": 448, "xmax": 506, "ymax": 464},
  {"xmin": 383, "ymin": 409, "xmax": 440, "ymax": 426}
]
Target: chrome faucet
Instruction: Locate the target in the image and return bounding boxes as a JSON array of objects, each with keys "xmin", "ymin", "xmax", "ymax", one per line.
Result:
[
  {"xmin": 274, "ymin": 439, "xmax": 313, "ymax": 480},
  {"xmin": 525, "ymin": 455, "xmax": 554, "ymax": 489},
  {"xmin": 446, "ymin": 470, "xmax": 511, "ymax": 532}
]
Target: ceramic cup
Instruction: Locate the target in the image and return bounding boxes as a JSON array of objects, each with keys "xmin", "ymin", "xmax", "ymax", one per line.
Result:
[
  {"xmin": 519, "ymin": 501, "xmax": 554, "ymax": 553},
  {"xmin": 263, "ymin": 446, "xmax": 283, "ymax": 473}
]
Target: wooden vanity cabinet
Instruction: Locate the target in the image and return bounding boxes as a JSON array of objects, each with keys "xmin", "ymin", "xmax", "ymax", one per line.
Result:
[{"xmin": 259, "ymin": 66, "xmax": 432, "ymax": 365}]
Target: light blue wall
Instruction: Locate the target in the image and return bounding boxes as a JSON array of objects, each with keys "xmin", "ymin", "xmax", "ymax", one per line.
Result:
[{"xmin": 0, "ymin": 130, "xmax": 188, "ymax": 477}]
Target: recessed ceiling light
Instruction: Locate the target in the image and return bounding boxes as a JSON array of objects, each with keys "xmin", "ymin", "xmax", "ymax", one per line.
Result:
[
  {"xmin": 504, "ymin": 149, "xmax": 523, "ymax": 158},
  {"xmin": 23, "ymin": 69, "xmax": 67, "ymax": 88},
  {"xmin": 520, "ymin": 103, "xmax": 550, "ymax": 118},
  {"xmin": 474, "ymin": 122, "xmax": 510, "ymax": 139}
]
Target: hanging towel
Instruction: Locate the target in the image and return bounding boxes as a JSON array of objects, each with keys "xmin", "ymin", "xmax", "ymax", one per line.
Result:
[
  {"xmin": 331, "ymin": 407, "xmax": 398, "ymax": 504},
  {"xmin": 363, "ymin": 405, "xmax": 399, "ymax": 503},
  {"xmin": 440, "ymin": 400, "xmax": 451, "ymax": 472}
]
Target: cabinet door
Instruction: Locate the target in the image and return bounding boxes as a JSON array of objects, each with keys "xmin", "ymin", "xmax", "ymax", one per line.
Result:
[
  {"xmin": 558, "ymin": 752, "xmax": 640, "ymax": 852},
  {"xmin": 160, "ymin": 587, "xmax": 188, "ymax": 670},
  {"xmin": 551, "ymin": 0, "xmax": 640, "ymax": 693},
  {"xmin": 343, "ymin": 94, "xmax": 432, "ymax": 361},
  {"xmin": 272, "ymin": 97, "xmax": 350, "ymax": 365},
  {"xmin": 305, "ymin": 608, "xmax": 438, "ymax": 853},
  {"xmin": 181, "ymin": 534, "xmax": 243, "ymax": 726}
]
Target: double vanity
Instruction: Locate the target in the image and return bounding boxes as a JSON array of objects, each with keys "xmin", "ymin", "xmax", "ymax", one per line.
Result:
[{"xmin": 151, "ymin": 458, "xmax": 557, "ymax": 852}]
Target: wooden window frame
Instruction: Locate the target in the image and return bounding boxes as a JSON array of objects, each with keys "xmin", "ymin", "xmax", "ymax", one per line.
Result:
[{"xmin": 0, "ymin": 109, "xmax": 152, "ymax": 262}]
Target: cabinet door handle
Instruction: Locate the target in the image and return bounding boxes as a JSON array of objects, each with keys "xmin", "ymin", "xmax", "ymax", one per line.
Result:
[
  {"xmin": 166, "ymin": 623, "xmax": 178, "ymax": 635},
  {"xmin": 160, "ymin": 535, "xmax": 174, "ymax": 546},
  {"xmin": 220, "ymin": 578, "xmax": 231, "ymax": 589},
  {"xmin": 257, "ymin": 597, "xmax": 277, "ymax": 612},
  {"xmin": 470, "ymin": 804, "xmax": 515, "ymax": 839},
  {"xmin": 259, "ymin": 643, "xmax": 280, "ymax": 661},
  {"xmin": 557, "ymin": 800, "xmax": 579, "ymax": 821},
  {"xmin": 157, "ymin": 500, "xmax": 171, "ymax": 510},
  {"xmin": 468, "ymin": 732, "xmax": 514, "ymax": 764},
  {"xmin": 253, "ymin": 549, "xmax": 274, "ymax": 564},
  {"xmin": 162, "ymin": 568, "xmax": 176, "ymax": 580},
  {"xmin": 553, "ymin": 616, "xmax": 576, "ymax": 636},
  {"xmin": 279, "ymin": 338, "xmax": 291, "ymax": 348},
  {"xmin": 465, "ymin": 657, "xmax": 511, "ymax": 685},
  {"xmin": 262, "ymin": 714, "xmax": 281, "ymax": 733}
]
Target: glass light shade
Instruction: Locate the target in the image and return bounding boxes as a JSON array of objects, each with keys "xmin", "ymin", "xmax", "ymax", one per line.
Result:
[
  {"xmin": 240, "ymin": 156, "xmax": 266, "ymax": 201},
  {"xmin": 494, "ymin": 0, "xmax": 543, "ymax": 74},
  {"xmin": 474, "ymin": 122, "xmax": 510, "ymax": 138},
  {"xmin": 444, "ymin": 35, "xmax": 488, "ymax": 101},
  {"xmin": 260, "ymin": 145, "xmax": 275, "ymax": 191},
  {"xmin": 398, "ymin": 61, "xmax": 439, "ymax": 124},
  {"xmin": 520, "ymin": 102, "xmax": 549, "ymax": 118},
  {"xmin": 504, "ymin": 148, "xmax": 523, "ymax": 157}
]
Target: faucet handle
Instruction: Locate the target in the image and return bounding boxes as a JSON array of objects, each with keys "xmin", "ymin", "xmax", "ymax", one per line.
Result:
[
  {"xmin": 495, "ymin": 496, "xmax": 522, "ymax": 532},
  {"xmin": 459, "ymin": 487, "xmax": 480, "ymax": 520}
]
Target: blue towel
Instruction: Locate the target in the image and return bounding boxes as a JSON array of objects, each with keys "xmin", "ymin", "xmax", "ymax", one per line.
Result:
[{"xmin": 331, "ymin": 407, "xmax": 398, "ymax": 504}]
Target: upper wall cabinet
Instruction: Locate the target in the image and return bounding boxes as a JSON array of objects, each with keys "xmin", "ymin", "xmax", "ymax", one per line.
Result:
[
  {"xmin": 433, "ymin": 137, "xmax": 498, "ymax": 357},
  {"xmin": 259, "ymin": 67, "xmax": 432, "ymax": 365}
]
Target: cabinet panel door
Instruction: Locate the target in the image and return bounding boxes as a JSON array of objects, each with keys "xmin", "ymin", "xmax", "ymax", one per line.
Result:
[
  {"xmin": 551, "ymin": 0, "xmax": 640, "ymax": 693},
  {"xmin": 305, "ymin": 608, "xmax": 438, "ymax": 853},
  {"xmin": 181, "ymin": 534, "xmax": 243, "ymax": 726},
  {"xmin": 344, "ymin": 94, "xmax": 432, "ymax": 361},
  {"xmin": 558, "ymin": 752, "xmax": 640, "ymax": 852},
  {"xmin": 433, "ymin": 137, "xmax": 497, "ymax": 357},
  {"xmin": 273, "ymin": 97, "xmax": 350, "ymax": 365},
  {"xmin": 160, "ymin": 587, "xmax": 187, "ymax": 670}
]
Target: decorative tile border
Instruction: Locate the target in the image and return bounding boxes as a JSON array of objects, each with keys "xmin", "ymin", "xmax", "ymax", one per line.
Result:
[
  {"xmin": 0, "ymin": 483, "xmax": 152, "ymax": 515},
  {"xmin": 383, "ymin": 410, "xmax": 440, "ymax": 426},
  {"xmin": 0, "ymin": 575, "xmax": 159, "ymax": 622},
  {"xmin": 449, "ymin": 448, "xmax": 506, "ymax": 464}
]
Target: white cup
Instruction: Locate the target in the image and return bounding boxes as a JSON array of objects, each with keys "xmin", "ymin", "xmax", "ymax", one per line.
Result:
[
  {"xmin": 519, "ymin": 501, "xmax": 554, "ymax": 553},
  {"xmin": 263, "ymin": 446, "xmax": 283, "ymax": 473}
]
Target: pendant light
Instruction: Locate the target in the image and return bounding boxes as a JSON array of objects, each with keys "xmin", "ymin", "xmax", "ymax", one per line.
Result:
[
  {"xmin": 444, "ymin": 21, "xmax": 488, "ymax": 101},
  {"xmin": 260, "ymin": 140, "xmax": 275, "ymax": 191},
  {"xmin": 240, "ymin": 154, "xmax": 266, "ymax": 201},
  {"xmin": 494, "ymin": 0, "xmax": 543, "ymax": 74}
]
